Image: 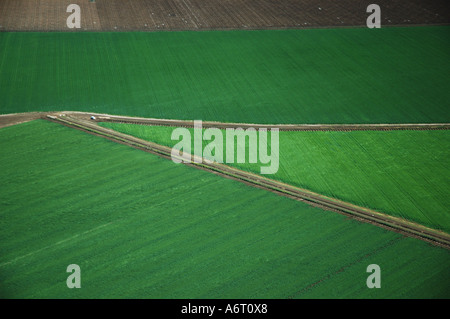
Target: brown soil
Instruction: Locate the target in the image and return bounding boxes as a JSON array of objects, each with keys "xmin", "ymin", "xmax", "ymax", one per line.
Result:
[
  {"xmin": 0, "ymin": 112, "xmax": 49, "ymax": 129},
  {"xmin": 0, "ymin": 0, "xmax": 449, "ymax": 31}
]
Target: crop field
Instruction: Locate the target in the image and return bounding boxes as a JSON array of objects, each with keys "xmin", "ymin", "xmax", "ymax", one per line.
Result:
[
  {"xmin": 1, "ymin": 26, "xmax": 449, "ymax": 124},
  {"xmin": 0, "ymin": 120, "xmax": 449, "ymax": 298},
  {"xmin": 1, "ymin": 0, "xmax": 449, "ymax": 302},
  {"xmin": 99, "ymin": 123, "xmax": 450, "ymax": 233}
]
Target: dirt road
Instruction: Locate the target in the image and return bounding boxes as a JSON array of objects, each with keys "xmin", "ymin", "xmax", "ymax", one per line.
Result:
[
  {"xmin": 64, "ymin": 111, "xmax": 450, "ymax": 131},
  {"xmin": 0, "ymin": 112, "xmax": 48, "ymax": 129}
]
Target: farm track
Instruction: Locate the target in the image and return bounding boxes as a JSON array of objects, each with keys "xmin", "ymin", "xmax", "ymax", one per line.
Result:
[
  {"xmin": 1, "ymin": 0, "xmax": 449, "ymax": 31},
  {"xmin": 67, "ymin": 111, "xmax": 450, "ymax": 132},
  {"xmin": 41, "ymin": 111, "xmax": 450, "ymax": 250},
  {"xmin": 0, "ymin": 112, "xmax": 47, "ymax": 129}
]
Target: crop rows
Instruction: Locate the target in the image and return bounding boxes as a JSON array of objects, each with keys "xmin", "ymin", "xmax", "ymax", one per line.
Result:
[
  {"xmin": 0, "ymin": 120, "xmax": 449, "ymax": 298},
  {"xmin": 0, "ymin": 27, "xmax": 449, "ymax": 124}
]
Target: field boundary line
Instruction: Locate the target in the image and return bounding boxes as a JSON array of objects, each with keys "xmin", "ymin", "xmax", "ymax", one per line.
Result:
[
  {"xmin": 2, "ymin": 111, "xmax": 449, "ymax": 131},
  {"xmin": 45, "ymin": 114, "xmax": 450, "ymax": 250}
]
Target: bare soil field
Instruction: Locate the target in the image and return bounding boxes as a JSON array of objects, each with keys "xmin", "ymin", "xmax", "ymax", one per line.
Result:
[
  {"xmin": 0, "ymin": 0, "xmax": 101, "ymax": 31},
  {"xmin": 1, "ymin": 0, "xmax": 448, "ymax": 31}
]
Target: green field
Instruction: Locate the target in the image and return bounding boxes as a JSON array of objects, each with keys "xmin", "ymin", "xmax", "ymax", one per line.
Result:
[
  {"xmin": 1, "ymin": 120, "xmax": 449, "ymax": 298},
  {"xmin": 98, "ymin": 123, "xmax": 450, "ymax": 233},
  {"xmin": 1, "ymin": 26, "xmax": 449, "ymax": 124}
]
